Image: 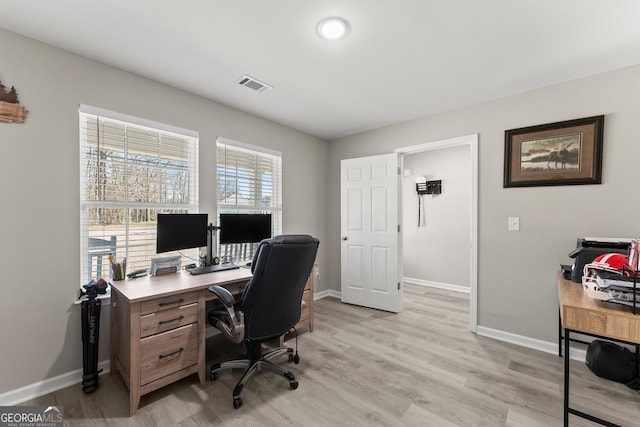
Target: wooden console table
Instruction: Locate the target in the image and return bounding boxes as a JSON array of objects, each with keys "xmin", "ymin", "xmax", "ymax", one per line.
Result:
[
  {"xmin": 558, "ymin": 272, "xmax": 640, "ymax": 426},
  {"xmin": 110, "ymin": 268, "xmax": 252, "ymax": 416}
]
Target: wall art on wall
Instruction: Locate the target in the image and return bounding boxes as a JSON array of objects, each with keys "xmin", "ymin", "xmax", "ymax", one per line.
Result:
[
  {"xmin": 0, "ymin": 78, "xmax": 29, "ymax": 123},
  {"xmin": 503, "ymin": 115, "xmax": 604, "ymax": 188}
]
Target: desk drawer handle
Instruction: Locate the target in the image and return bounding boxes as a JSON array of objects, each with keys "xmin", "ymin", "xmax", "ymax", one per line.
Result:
[
  {"xmin": 159, "ymin": 298, "xmax": 184, "ymax": 307},
  {"xmin": 159, "ymin": 348, "xmax": 184, "ymax": 360},
  {"xmin": 158, "ymin": 315, "xmax": 184, "ymax": 325}
]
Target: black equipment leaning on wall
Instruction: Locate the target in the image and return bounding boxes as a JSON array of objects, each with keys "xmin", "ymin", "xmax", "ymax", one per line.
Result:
[{"xmin": 80, "ymin": 279, "xmax": 108, "ymax": 393}]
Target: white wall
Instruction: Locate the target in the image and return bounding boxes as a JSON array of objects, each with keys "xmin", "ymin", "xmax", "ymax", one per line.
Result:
[
  {"xmin": 328, "ymin": 64, "xmax": 640, "ymax": 345},
  {"xmin": 0, "ymin": 29, "xmax": 328, "ymax": 397},
  {"xmin": 402, "ymin": 146, "xmax": 470, "ymax": 287}
]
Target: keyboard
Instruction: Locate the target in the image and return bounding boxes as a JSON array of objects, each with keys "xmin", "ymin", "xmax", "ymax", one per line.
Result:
[{"xmin": 187, "ymin": 263, "xmax": 239, "ymax": 275}]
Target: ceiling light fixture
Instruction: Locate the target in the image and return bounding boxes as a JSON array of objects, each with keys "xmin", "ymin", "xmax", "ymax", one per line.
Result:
[{"xmin": 317, "ymin": 17, "xmax": 350, "ymax": 41}]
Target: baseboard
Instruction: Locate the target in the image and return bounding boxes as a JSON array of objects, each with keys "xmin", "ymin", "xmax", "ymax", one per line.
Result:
[
  {"xmin": 314, "ymin": 289, "xmax": 340, "ymax": 300},
  {"xmin": 476, "ymin": 326, "xmax": 586, "ymax": 362},
  {"xmin": 316, "ymin": 278, "xmax": 470, "ymax": 300},
  {"xmin": 403, "ymin": 277, "xmax": 471, "ymax": 294},
  {"xmin": 0, "ymin": 360, "xmax": 111, "ymax": 406}
]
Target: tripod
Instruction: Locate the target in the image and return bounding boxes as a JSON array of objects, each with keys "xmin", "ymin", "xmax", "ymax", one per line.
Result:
[{"xmin": 80, "ymin": 279, "xmax": 108, "ymax": 393}]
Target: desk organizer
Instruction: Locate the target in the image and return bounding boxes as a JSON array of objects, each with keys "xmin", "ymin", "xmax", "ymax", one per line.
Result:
[{"xmin": 111, "ymin": 260, "xmax": 126, "ymax": 281}]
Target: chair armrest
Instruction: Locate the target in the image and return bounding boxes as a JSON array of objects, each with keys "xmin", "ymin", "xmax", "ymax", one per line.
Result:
[
  {"xmin": 208, "ymin": 285, "xmax": 245, "ymax": 344},
  {"xmin": 208, "ymin": 285, "xmax": 235, "ymax": 307}
]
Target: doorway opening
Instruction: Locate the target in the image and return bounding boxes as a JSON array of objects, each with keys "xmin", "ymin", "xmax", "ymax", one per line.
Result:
[{"xmin": 395, "ymin": 134, "xmax": 478, "ymax": 332}]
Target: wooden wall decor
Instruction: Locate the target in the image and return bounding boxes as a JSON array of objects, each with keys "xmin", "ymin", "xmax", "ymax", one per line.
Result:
[{"xmin": 0, "ymin": 78, "xmax": 28, "ymax": 123}]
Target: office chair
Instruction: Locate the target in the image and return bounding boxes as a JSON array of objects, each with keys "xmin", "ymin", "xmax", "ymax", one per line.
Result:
[{"xmin": 208, "ymin": 234, "xmax": 319, "ymax": 409}]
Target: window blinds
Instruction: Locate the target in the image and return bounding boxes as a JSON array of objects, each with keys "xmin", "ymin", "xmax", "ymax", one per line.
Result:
[
  {"xmin": 216, "ymin": 139, "xmax": 282, "ymax": 261},
  {"xmin": 79, "ymin": 109, "xmax": 199, "ymax": 282}
]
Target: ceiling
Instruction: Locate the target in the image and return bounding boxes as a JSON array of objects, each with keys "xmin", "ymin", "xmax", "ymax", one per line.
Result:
[{"xmin": 2, "ymin": 1, "xmax": 640, "ymax": 140}]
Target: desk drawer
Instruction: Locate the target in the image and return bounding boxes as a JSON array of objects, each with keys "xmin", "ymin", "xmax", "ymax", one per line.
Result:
[
  {"xmin": 140, "ymin": 303, "xmax": 198, "ymax": 338},
  {"xmin": 140, "ymin": 324, "xmax": 198, "ymax": 386},
  {"xmin": 222, "ymin": 280, "xmax": 247, "ymax": 296},
  {"xmin": 205, "ymin": 280, "xmax": 248, "ymax": 302},
  {"xmin": 141, "ymin": 291, "xmax": 198, "ymax": 315}
]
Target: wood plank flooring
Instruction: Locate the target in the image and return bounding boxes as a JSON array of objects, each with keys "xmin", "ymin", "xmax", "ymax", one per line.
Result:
[{"xmin": 21, "ymin": 284, "xmax": 640, "ymax": 426}]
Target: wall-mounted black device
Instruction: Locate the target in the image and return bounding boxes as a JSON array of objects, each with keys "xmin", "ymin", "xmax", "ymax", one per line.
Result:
[
  {"xmin": 416, "ymin": 179, "xmax": 441, "ymax": 195},
  {"xmin": 426, "ymin": 180, "xmax": 442, "ymax": 194}
]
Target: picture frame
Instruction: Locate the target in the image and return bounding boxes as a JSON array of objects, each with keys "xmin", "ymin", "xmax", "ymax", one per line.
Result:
[{"xmin": 503, "ymin": 115, "xmax": 604, "ymax": 188}]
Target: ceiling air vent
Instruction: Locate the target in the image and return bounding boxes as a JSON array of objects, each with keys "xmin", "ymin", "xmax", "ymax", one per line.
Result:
[{"xmin": 237, "ymin": 75, "xmax": 273, "ymax": 93}]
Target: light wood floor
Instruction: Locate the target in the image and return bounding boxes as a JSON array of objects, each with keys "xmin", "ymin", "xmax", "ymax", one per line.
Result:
[{"xmin": 22, "ymin": 284, "xmax": 640, "ymax": 426}]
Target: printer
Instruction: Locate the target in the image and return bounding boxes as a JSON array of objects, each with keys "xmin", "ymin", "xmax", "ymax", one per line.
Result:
[{"xmin": 568, "ymin": 237, "xmax": 632, "ymax": 283}]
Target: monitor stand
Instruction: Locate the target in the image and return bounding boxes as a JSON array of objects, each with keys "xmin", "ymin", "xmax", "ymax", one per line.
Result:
[{"xmin": 206, "ymin": 223, "xmax": 219, "ymax": 266}]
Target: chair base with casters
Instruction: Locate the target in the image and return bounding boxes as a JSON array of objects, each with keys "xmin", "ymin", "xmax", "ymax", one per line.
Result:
[{"xmin": 209, "ymin": 340, "xmax": 300, "ymax": 409}]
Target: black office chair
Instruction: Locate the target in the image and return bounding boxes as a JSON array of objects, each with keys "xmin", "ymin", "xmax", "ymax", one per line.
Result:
[{"xmin": 207, "ymin": 234, "xmax": 319, "ymax": 409}]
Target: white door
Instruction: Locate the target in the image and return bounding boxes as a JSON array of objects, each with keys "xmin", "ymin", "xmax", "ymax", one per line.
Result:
[{"xmin": 340, "ymin": 153, "xmax": 402, "ymax": 313}]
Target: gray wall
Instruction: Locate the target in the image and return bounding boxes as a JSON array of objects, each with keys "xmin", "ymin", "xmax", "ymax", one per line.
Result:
[
  {"xmin": 0, "ymin": 29, "xmax": 328, "ymax": 396},
  {"xmin": 402, "ymin": 146, "xmax": 471, "ymax": 287},
  {"xmin": 328, "ymin": 64, "xmax": 640, "ymax": 344},
  {"xmin": 3, "ymin": 24, "xmax": 640, "ymax": 400}
]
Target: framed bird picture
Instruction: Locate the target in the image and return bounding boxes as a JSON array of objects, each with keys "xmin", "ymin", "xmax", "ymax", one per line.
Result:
[{"xmin": 503, "ymin": 115, "xmax": 604, "ymax": 187}]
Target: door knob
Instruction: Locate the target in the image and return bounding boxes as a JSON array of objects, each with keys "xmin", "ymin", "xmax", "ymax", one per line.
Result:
[{"xmin": 341, "ymin": 236, "xmax": 348, "ymax": 241}]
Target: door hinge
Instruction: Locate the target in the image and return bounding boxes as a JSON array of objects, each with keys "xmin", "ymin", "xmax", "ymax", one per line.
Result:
[
  {"xmin": 398, "ymin": 282, "xmax": 401, "ymax": 290},
  {"xmin": 397, "ymin": 224, "xmax": 401, "ymax": 232}
]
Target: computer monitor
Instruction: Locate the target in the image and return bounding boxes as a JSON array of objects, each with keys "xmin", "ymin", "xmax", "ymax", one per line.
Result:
[
  {"xmin": 219, "ymin": 213, "xmax": 272, "ymax": 244},
  {"xmin": 156, "ymin": 213, "xmax": 208, "ymax": 253}
]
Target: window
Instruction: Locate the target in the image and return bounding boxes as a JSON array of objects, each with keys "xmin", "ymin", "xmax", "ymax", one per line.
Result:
[
  {"xmin": 216, "ymin": 139, "xmax": 282, "ymax": 262},
  {"xmin": 80, "ymin": 106, "xmax": 199, "ymax": 283}
]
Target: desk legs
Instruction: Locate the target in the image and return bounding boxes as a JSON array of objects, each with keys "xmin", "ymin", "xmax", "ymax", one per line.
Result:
[
  {"xmin": 563, "ymin": 328, "xmax": 620, "ymax": 427},
  {"xmin": 563, "ymin": 328, "xmax": 570, "ymax": 426},
  {"xmin": 559, "ymin": 309, "xmax": 563, "ymax": 357}
]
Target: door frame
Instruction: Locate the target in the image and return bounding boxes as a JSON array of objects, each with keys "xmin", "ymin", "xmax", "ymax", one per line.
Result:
[{"xmin": 395, "ymin": 134, "xmax": 478, "ymax": 333}]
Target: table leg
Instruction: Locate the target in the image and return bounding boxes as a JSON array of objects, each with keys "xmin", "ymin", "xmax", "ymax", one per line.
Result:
[
  {"xmin": 130, "ymin": 390, "xmax": 140, "ymax": 417},
  {"xmin": 564, "ymin": 328, "xmax": 570, "ymax": 427},
  {"xmin": 558, "ymin": 309, "xmax": 563, "ymax": 357}
]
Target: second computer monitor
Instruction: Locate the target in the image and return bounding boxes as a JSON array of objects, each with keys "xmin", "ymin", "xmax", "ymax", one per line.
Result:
[{"xmin": 219, "ymin": 213, "xmax": 272, "ymax": 244}]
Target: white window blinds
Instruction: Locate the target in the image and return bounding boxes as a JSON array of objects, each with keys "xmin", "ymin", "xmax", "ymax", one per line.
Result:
[
  {"xmin": 79, "ymin": 108, "xmax": 199, "ymax": 282},
  {"xmin": 216, "ymin": 139, "xmax": 282, "ymax": 261}
]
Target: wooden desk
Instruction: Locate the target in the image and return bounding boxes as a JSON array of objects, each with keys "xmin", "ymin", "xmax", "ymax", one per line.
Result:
[
  {"xmin": 558, "ymin": 272, "xmax": 640, "ymax": 426},
  {"xmin": 110, "ymin": 268, "xmax": 252, "ymax": 416}
]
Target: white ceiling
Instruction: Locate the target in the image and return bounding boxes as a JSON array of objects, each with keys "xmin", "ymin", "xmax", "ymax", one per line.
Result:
[{"xmin": 2, "ymin": 0, "xmax": 640, "ymax": 140}]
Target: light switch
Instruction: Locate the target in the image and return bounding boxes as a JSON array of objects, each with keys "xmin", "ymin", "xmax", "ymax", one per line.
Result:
[{"xmin": 508, "ymin": 217, "xmax": 520, "ymax": 231}]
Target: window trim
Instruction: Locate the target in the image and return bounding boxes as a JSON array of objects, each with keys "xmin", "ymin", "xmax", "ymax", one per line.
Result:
[{"xmin": 80, "ymin": 104, "xmax": 198, "ymax": 138}]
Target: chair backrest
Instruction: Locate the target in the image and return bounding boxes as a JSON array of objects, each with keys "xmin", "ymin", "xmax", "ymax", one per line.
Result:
[{"xmin": 241, "ymin": 235, "xmax": 319, "ymax": 341}]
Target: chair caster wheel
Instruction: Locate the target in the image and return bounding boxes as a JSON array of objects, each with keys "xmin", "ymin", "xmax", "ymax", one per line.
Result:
[
  {"xmin": 290, "ymin": 380, "xmax": 298, "ymax": 390},
  {"xmin": 210, "ymin": 371, "xmax": 218, "ymax": 381},
  {"xmin": 233, "ymin": 397, "xmax": 243, "ymax": 409},
  {"xmin": 288, "ymin": 353, "xmax": 300, "ymax": 364}
]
